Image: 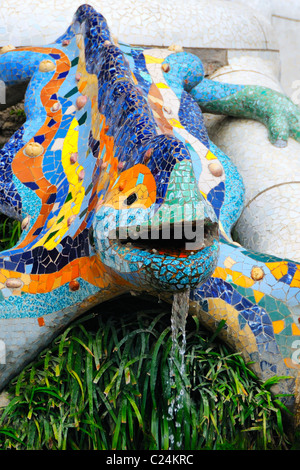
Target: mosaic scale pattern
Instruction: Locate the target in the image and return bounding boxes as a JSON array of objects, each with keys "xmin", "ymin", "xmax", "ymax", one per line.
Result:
[{"xmin": 0, "ymin": 5, "xmax": 300, "ymax": 423}]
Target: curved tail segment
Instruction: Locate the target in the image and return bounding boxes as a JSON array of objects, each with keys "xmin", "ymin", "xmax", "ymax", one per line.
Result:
[{"xmin": 191, "ymin": 241, "xmax": 300, "ymax": 419}]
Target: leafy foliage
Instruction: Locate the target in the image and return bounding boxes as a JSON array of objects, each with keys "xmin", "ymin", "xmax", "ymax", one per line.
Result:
[
  {"xmin": 0, "ymin": 299, "xmax": 293, "ymax": 450},
  {"xmin": 0, "ymin": 214, "xmax": 21, "ymax": 251}
]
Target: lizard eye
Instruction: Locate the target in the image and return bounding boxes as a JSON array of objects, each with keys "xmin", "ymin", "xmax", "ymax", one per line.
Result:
[{"xmin": 124, "ymin": 193, "xmax": 138, "ymax": 206}]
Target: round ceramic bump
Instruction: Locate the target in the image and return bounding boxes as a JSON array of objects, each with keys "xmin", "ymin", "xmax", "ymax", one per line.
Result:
[
  {"xmin": 103, "ymin": 40, "xmax": 111, "ymax": 46},
  {"xmin": 51, "ymin": 102, "xmax": 61, "ymax": 113},
  {"xmin": 112, "ymin": 35, "xmax": 119, "ymax": 46},
  {"xmin": 62, "ymin": 39, "xmax": 70, "ymax": 46},
  {"xmin": 75, "ymin": 72, "xmax": 81, "ymax": 82},
  {"xmin": 117, "ymin": 161, "xmax": 125, "ymax": 171},
  {"xmin": 5, "ymin": 278, "xmax": 23, "ymax": 289},
  {"xmin": 163, "ymin": 106, "xmax": 172, "ymax": 114},
  {"xmin": 143, "ymin": 148, "xmax": 153, "ymax": 164},
  {"xmin": 70, "ymin": 152, "xmax": 78, "ymax": 164},
  {"xmin": 100, "ymin": 161, "xmax": 108, "ymax": 171},
  {"xmin": 119, "ymin": 180, "xmax": 126, "ymax": 191},
  {"xmin": 208, "ymin": 162, "xmax": 223, "ymax": 177},
  {"xmin": 39, "ymin": 59, "xmax": 56, "ymax": 72},
  {"xmin": 69, "ymin": 280, "xmax": 80, "ymax": 291},
  {"xmin": 0, "ymin": 44, "xmax": 15, "ymax": 54},
  {"xmin": 168, "ymin": 44, "xmax": 183, "ymax": 52},
  {"xmin": 76, "ymin": 95, "xmax": 88, "ymax": 110},
  {"xmin": 24, "ymin": 142, "xmax": 43, "ymax": 157},
  {"xmin": 78, "ymin": 169, "xmax": 85, "ymax": 181},
  {"xmin": 67, "ymin": 215, "xmax": 76, "ymax": 226},
  {"xmin": 21, "ymin": 216, "xmax": 30, "ymax": 231},
  {"xmin": 162, "ymin": 63, "xmax": 170, "ymax": 73},
  {"xmin": 251, "ymin": 267, "xmax": 264, "ymax": 281}
]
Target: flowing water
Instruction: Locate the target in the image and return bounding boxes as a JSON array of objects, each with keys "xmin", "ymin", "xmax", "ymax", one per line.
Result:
[
  {"xmin": 167, "ymin": 287, "xmax": 190, "ymax": 449},
  {"xmin": 170, "ymin": 288, "xmax": 190, "ymax": 374}
]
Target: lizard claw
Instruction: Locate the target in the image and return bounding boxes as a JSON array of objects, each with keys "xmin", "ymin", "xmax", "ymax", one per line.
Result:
[{"xmin": 274, "ymin": 139, "xmax": 288, "ymax": 148}]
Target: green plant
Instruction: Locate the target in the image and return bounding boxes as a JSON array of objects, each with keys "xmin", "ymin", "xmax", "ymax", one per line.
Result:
[
  {"xmin": 9, "ymin": 107, "xmax": 26, "ymax": 119},
  {"xmin": 0, "ymin": 214, "xmax": 21, "ymax": 251},
  {"xmin": 0, "ymin": 303, "xmax": 293, "ymax": 450}
]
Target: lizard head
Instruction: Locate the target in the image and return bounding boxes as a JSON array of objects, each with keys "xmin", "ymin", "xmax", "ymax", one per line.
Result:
[{"xmin": 92, "ymin": 134, "xmax": 219, "ymax": 293}]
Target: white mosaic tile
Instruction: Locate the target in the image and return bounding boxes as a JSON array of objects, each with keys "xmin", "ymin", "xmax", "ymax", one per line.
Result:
[{"xmin": 0, "ymin": 0, "xmax": 277, "ymax": 51}]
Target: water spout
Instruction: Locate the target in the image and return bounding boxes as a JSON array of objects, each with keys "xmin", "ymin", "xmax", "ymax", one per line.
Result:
[{"xmin": 168, "ymin": 287, "xmax": 190, "ymax": 449}]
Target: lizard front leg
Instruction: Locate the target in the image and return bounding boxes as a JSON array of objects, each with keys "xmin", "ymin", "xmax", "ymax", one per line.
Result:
[{"xmin": 159, "ymin": 51, "xmax": 300, "ymax": 148}]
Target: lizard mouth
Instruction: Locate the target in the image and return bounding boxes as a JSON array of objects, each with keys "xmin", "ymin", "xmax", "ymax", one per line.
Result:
[
  {"xmin": 101, "ymin": 216, "xmax": 220, "ymax": 292},
  {"xmin": 110, "ymin": 218, "xmax": 219, "ymax": 258}
]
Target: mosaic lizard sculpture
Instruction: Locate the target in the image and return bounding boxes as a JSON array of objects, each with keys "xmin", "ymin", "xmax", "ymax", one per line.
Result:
[{"xmin": 0, "ymin": 4, "xmax": 300, "ymax": 424}]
